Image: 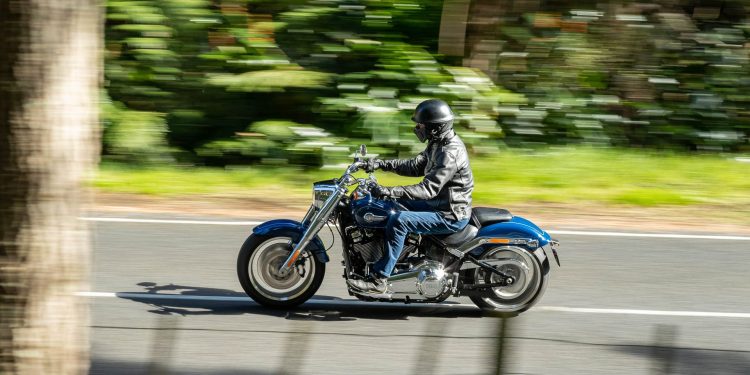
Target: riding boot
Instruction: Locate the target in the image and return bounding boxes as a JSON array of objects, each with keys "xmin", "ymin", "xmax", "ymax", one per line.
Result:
[{"xmin": 347, "ymin": 274, "xmax": 387, "ymax": 293}]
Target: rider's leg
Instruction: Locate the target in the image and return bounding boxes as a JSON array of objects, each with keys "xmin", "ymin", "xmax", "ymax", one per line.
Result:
[
  {"xmin": 396, "ymin": 199, "xmax": 432, "ymax": 211},
  {"xmin": 349, "ymin": 211, "xmax": 468, "ymax": 292},
  {"xmin": 372, "ymin": 211, "xmax": 463, "ymax": 278}
]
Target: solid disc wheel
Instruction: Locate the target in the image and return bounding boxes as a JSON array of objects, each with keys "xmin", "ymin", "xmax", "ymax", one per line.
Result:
[
  {"xmin": 469, "ymin": 246, "xmax": 547, "ymax": 313},
  {"xmin": 237, "ymin": 233, "xmax": 325, "ymax": 308}
]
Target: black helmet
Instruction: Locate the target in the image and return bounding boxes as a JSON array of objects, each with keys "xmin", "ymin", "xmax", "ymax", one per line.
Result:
[
  {"xmin": 412, "ymin": 99, "xmax": 454, "ymax": 124},
  {"xmin": 412, "ymin": 99, "xmax": 454, "ymax": 142}
]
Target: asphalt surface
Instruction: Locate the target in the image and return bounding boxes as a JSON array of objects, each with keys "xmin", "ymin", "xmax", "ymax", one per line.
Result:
[{"xmin": 86, "ymin": 214, "xmax": 750, "ymax": 375}]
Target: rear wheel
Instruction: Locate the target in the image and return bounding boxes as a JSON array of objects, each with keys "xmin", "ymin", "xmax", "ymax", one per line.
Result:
[
  {"xmin": 469, "ymin": 246, "xmax": 548, "ymax": 313},
  {"xmin": 237, "ymin": 233, "xmax": 325, "ymax": 308}
]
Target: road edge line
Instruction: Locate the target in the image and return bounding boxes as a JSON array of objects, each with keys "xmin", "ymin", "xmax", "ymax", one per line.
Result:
[{"xmin": 80, "ymin": 217, "xmax": 750, "ymax": 240}]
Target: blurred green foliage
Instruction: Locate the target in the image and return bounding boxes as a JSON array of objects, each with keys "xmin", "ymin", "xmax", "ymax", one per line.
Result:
[
  {"xmin": 102, "ymin": 99, "xmax": 173, "ymax": 162},
  {"xmin": 104, "ymin": 0, "xmax": 750, "ymax": 167},
  {"xmin": 195, "ymin": 120, "xmax": 348, "ymax": 166}
]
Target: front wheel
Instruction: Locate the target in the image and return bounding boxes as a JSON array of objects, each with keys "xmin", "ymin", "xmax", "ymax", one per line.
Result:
[
  {"xmin": 468, "ymin": 246, "xmax": 548, "ymax": 313},
  {"xmin": 237, "ymin": 233, "xmax": 325, "ymax": 308}
]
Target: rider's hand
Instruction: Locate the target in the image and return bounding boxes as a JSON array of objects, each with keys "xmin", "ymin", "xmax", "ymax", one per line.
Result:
[
  {"xmin": 364, "ymin": 158, "xmax": 383, "ymax": 173},
  {"xmin": 372, "ymin": 184, "xmax": 393, "ymax": 199}
]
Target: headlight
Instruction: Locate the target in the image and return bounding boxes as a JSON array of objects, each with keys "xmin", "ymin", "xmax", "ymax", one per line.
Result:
[{"xmin": 313, "ymin": 181, "xmax": 337, "ymax": 209}]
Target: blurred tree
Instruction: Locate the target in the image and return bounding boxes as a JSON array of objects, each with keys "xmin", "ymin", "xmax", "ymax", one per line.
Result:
[
  {"xmin": 102, "ymin": 0, "xmax": 750, "ymax": 164},
  {"xmin": 0, "ymin": 1, "xmax": 100, "ymax": 374}
]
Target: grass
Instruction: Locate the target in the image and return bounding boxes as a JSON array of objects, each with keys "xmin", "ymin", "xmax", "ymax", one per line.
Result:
[{"xmin": 95, "ymin": 147, "xmax": 750, "ymax": 208}]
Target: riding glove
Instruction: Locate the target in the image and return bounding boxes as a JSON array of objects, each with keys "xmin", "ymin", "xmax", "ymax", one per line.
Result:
[
  {"xmin": 372, "ymin": 184, "xmax": 405, "ymax": 199},
  {"xmin": 364, "ymin": 158, "xmax": 384, "ymax": 173}
]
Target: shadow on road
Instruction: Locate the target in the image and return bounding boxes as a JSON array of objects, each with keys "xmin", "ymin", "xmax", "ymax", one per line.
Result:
[
  {"xmin": 91, "ymin": 358, "xmax": 274, "ymax": 375},
  {"xmin": 609, "ymin": 324, "xmax": 750, "ymax": 375},
  {"xmin": 615, "ymin": 346, "xmax": 750, "ymax": 375},
  {"xmin": 117, "ymin": 282, "xmax": 483, "ymax": 321}
]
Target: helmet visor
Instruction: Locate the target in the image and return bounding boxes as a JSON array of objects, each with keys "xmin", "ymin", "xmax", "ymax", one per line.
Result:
[{"xmin": 413, "ymin": 123, "xmax": 428, "ymax": 143}]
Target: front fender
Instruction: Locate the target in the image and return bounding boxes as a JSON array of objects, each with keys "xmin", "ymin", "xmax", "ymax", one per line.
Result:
[{"xmin": 252, "ymin": 219, "xmax": 330, "ymax": 263}]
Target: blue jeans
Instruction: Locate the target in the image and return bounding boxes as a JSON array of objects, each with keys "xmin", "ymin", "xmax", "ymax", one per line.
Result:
[{"xmin": 371, "ymin": 200, "xmax": 469, "ymax": 278}]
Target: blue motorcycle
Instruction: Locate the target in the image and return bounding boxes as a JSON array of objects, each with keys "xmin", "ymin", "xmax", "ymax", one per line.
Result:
[{"xmin": 237, "ymin": 145, "xmax": 560, "ymax": 313}]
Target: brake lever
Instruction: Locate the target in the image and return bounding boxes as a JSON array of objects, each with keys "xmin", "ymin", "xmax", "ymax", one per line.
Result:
[{"xmin": 349, "ymin": 161, "xmax": 364, "ymax": 174}]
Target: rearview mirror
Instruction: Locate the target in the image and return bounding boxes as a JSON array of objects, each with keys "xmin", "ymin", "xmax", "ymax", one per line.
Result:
[{"xmin": 358, "ymin": 144, "xmax": 367, "ymax": 157}]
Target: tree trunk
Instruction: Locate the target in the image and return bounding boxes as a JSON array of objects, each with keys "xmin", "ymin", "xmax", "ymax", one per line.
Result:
[
  {"xmin": 438, "ymin": 0, "xmax": 471, "ymax": 57},
  {"xmin": 0, "ymin": 1, "xmax": 100, "ymax": 374}
]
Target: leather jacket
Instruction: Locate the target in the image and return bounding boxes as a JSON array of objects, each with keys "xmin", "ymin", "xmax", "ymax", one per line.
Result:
[{"xmin": 380, "ymin": 130, "xmax": 474, "ymax": 222}]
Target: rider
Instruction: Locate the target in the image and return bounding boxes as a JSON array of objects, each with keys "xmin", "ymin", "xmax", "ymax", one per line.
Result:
[{"xmin": 348, "ymin": 99, "xmax": 475, "ymax": 293}]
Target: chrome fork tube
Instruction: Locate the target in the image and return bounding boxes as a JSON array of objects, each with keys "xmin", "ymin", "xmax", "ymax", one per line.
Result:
[
  {"xmin": 301, "ymin": 205, "xmax": 316, "ymax": 227},
  {"xmin": 278, "ymin": 188, "xmax": 344, "ymax": 274}
]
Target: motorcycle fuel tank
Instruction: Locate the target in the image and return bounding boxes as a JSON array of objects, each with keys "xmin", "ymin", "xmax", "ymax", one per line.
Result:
[{"xmin": 351, "ymin": 193, "xmax": 396, "ymax": 228}]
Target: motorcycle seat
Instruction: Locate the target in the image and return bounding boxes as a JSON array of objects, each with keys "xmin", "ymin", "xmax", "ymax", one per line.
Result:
[
  {"xmin": 471, "ymin": 207, "xmax": 513, "ymax": 228},
  {"xmin": 431, "ymin": 224, "xmax": 478, "ymax": 247}
]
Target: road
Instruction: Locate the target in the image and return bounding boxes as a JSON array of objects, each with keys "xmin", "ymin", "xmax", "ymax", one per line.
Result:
[{"xmin": 85, "ymin": 214, "xmax": 750, "ymax": 374}]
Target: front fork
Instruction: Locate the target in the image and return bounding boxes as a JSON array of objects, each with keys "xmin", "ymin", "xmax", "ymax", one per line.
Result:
[
  {"xmin": 550, "ymin": 239, "xmax": 561, "ymax": 266},
  {"xmin": 278, "ymin": 188, "xmax": 345, "ymax": 275}
]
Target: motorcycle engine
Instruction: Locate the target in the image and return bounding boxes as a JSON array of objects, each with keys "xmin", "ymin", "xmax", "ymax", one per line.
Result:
[
  {"xmin": 424, "ymin": 241, "xmax": 444, "ymax": 261},
  {"xmin": 348, "ymin": 227, "xmax": 418, "ymax": 264},
  {"xmin": 416, "ymin": 262, "xmax": 450, "ymax": 299},
  {"xmin": 386, "ymin": 260, "xmax": 450, "ymax": 299},
  {"xmin": 353, "ymin": 238, "xmax": 383, "ymax": 263}
]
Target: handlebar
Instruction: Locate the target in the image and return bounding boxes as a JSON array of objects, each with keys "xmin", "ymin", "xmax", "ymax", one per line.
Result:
[
  {"xmin": 339, "ymin": 159, "xmax": 378, "ymax": 190},
  {"xmin": 336, "ymin": 151, "xmax": 402, "ymax": 202}
]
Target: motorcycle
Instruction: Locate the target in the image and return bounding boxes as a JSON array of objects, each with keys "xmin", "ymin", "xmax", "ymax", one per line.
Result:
[{"xmin": 237, "ymin": 145, "xmax": 560, "ymax": 313}]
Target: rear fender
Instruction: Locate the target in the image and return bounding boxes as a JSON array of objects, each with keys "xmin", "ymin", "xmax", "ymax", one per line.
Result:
[
  {"xmin": 473, "ymin": 216, "xmax": 552, "ymax": 268},
  {"xmin": 252, "ymin": 219, "xmax": 330, "ymax": 263},
  {"xmin": 477, "ymin": 216, "xmax": 551, "ymax": 246}
]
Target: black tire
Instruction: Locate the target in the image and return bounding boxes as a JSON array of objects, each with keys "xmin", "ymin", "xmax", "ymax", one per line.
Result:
[
  {"xmin": 468, "ymin": 246, "xmax": 549, "ymax": 313},
  {"xmin": 237, "ymin": 231, "xmax": 325, "ymax": 308}
]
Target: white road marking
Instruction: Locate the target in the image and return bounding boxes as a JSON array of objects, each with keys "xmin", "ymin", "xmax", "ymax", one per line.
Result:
[
  {"xmin": 81, "ymin": 216, "xmax": 750, "ymax": 241},
  {"xmin": 536, "ymin": 306, "xmax": 750, "ymax": 318},
  {"xmin": 548, "ymin": 230, "xmax": 750, "ymax": 241},
  {"xmin": 76, "ymin": 292, "xmax": 750, "ymax": 318},
  {"xmin": 81, "ymin": 217, "xmax": 264, "ymax": 226}
]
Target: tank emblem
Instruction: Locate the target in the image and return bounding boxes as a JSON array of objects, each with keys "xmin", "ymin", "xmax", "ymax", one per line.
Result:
[{"xmin": 364, "ymin": 212, "xmax": 387, "ymax": 223}]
